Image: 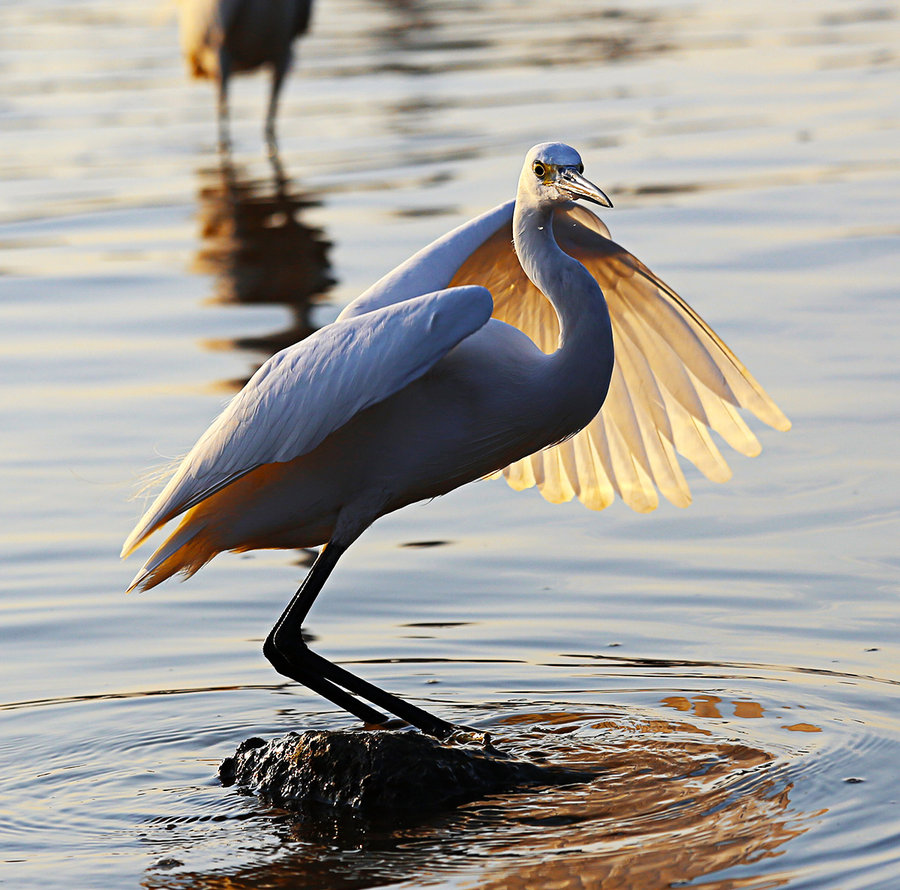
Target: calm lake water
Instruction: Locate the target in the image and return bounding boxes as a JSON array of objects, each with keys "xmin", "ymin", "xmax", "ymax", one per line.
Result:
[{"xmin": 2, "ymin": 1, "xmax": 899, "ymax": 887}]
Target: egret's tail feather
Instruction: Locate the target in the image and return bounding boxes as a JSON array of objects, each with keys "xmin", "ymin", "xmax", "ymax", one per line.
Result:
[
  {"xmin": 126, "ymin": 521, "xmax": 215, "ymax": 593},
  {"xmin": 121, "ymin": 456, "xmax": 185, "ymax": 559}
]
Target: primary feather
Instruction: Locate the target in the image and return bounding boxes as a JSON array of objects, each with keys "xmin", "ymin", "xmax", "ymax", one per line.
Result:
[{"xmin": 447, "ymin": 202, "xmax": 790, "ymax": 512}]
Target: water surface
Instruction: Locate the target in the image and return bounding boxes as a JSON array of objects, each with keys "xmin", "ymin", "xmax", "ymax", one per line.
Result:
[{"xmin": 1, "ymin": 1, "xmax": 899, "ymax": 887}]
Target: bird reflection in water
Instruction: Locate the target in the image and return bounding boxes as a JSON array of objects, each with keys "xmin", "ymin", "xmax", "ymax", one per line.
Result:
[
  {"xmin": 141, "ymin": 710, "xmax": 808, "ymax": 890},
  {"xmin": 192, "ymin": 160, "xmax": 334, "ymax": 391}
]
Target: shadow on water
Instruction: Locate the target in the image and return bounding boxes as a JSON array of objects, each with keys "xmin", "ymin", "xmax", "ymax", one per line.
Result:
[
  {"xmin": 140, "ymin": 708, "xmax": 807, "ymax": 890},
  {"xmin": 192, "ymin": 160, "xmax": 335, "ymax": 390}
]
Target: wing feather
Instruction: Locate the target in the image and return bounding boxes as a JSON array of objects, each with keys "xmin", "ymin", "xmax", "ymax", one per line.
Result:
[
  {"xmin": 557, "ymin": 439, "xmax": 582, "ymax": 499},
  {"xmin": 340, "ymin": 201, "xmax": 516, "ymax": 319},
  {"xmin": 572, "ymin": 431, "xmax": 616, "ymax": 511},
  {"xmin": 451, "ymin": 203, "xmax": 790, "ymax": 512},
  {"xmin": 504, "ymin": 452, "xmax": 537, "ymax": 492},
  {"xmin": 537, "ymin": 444, "xmax": 577, "ymax": 504},
  {"xmin": 613, "ymin": 330, "xmax": 691, "ymax": 507},
  {"xmin": 123, "ymin": 285, "xmax": 493, "ymax": 556}
]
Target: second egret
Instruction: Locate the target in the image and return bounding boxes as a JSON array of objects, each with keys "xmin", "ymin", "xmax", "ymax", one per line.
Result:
[{"xmin": 177, "ymin": 0, "xmax": 314, "ymax": 155}]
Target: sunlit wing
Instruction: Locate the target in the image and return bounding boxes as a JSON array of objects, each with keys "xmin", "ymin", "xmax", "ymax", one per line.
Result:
[
  {"xmin": 339, "ymin": 201, "xmax": 517, "ymax": 321},
  {"xmin": 122, "ymin": 285, "xmax": 493, "ymax": 556},
  {"xmin": 450, "ymin": 203, "xmax": 791, "ymax": 512}
]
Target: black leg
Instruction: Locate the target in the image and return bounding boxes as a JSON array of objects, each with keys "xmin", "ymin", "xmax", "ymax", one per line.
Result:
[
  {"xmin": 267, "ymin": 642, "xmax": 389, "ymax": 726},
  {"xmin": 303, "ymin": 647, "xmax": 455, "ymax": 739},
  {"xmin": 264, "ymin": 60, "xmax": 287, "ymax": 159},
  {"xmin": 264, "ymin": 542, "xmax": 456, "ymax": 739},
  {"xmin": 216, "ymin": 50, "xmax": 232, "ymax": 155}
]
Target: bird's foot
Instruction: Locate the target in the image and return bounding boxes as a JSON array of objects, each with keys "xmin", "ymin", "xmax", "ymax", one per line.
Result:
[{"xmin": 263, "ymin": 629, "xmax": 456, "ymax": 738}]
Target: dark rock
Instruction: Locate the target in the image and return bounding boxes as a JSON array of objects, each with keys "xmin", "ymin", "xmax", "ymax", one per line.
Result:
[
  {"xmin": 152, "ymin": 858, "xmax": 183, "ymax": 870},
  {"xmin": 219, "ymin": 729, "xmax": 593, "ymax": 820}
]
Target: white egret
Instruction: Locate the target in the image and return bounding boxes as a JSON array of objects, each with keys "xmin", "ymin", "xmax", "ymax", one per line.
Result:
[
  {"xmin": 123, "ymin": 143, "xmax": 790, "ymax": 738},
  {"xmin": 177, "ymin": 0, "xmax": 314, "ymax": 155}
]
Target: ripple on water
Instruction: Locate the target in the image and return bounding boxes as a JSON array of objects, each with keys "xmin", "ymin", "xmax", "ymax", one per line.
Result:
[
  {"xmin": 124, "ymin": 703, "xmax": 808, "ymax": 889},
  {"xmin": 6, "ymin": 655, "xmax": 894, "ymax": 890}
]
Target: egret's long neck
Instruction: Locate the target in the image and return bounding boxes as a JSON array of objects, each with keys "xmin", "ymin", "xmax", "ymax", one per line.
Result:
[
  {"xmin": 514, "ymin": 199, "xmax": 613, "ymax": 354},
  {"xmin": 512, "ymin": 197, "xmax": 615, "ymax": 431}
]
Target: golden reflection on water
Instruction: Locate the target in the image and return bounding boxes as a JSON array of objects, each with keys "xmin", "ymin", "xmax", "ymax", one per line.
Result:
[
  {"xmin": 663, "ymin": 693, "xmax": 822, "ymax": 733},
  {"xmin": 192, "ymin": 162, "xmax": 334, "ymax": 389},
  {"xmin": 471, "ymin": 712, "xmax": 805, "ymax": 890},
  {"xmin": 142, "ymin": 711, "xmax": 810, "ymax": 890}
]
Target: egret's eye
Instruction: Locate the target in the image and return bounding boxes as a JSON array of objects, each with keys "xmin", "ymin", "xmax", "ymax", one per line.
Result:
[
  {"xmin": 532, "ymin": 162, "xmax": 546, "ymax": 178},
  {"xmin": 577, "ymin": 163, "xmax": 584, "ymax": 174}
]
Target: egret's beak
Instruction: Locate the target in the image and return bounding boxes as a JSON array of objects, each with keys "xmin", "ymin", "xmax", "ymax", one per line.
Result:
[{"xmin": 558, "ymin": 168, "xmax": 613, "ymax": 208}]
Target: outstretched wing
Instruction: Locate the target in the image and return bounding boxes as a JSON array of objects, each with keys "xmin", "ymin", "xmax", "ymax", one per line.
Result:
[
  {"xmin": 122, "ymin": 285, "xmax": 493, "ymax": 557},
  {"xmin": 339, "ymin": 201, "xmax": 517, "ymax": 320},
  {"xmin": 449, "ymin": 204, "xmax": 791, "ymax": 512}
]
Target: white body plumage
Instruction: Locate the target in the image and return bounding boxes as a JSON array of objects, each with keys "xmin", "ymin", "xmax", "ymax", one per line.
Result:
[{"xmin": 123, "ymin": 143, "xmax": 789, "ymax": 594}]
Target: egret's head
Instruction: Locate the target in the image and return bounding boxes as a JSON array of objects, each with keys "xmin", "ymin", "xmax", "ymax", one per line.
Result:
[{"xmin": 519, "ymin": 142, "xmax": 612, "ymax": 210}]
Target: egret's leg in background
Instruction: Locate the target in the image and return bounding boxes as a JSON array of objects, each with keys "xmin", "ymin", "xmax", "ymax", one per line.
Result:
[
  {"xmin": 264, "ymin": 543, "xmax": 456, "ymax": 738},
  {"xmin": 216, "ymin": 51, "xmax": 232, "ymax": 154},
  {"xmin": 264, "ymin": 59, "xmax": 288, "ymax": 159}
]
